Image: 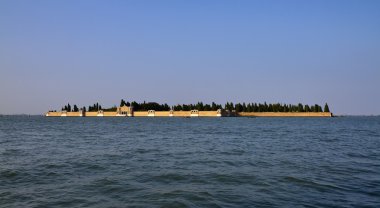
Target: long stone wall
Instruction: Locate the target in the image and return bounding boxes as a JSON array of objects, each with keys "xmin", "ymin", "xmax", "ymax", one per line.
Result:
[
  {"xmin": 199, "ymin": 111, "xmax": 222, "ymax": 117},
  {"xmin": 133, "ymin": 112, "xmax": 149, "ymax": 117},
  {"xmin": 46, "ymin": 112, "xmax": 61, "ymax": 116},
  {"xmin": 154, "ymin": 111, "xmax": 171, "ymax": 117},
  {"xmin": 172, "ymin": 111, "xmax": 190, "ymax": 117},
  {"xmin": 85, "ymin": 112, "xmax": 98, "ymax": 117},
  {"xmin": 134, "ymin": 111, "xmax": 175, "ymax": 117},
  {"xmin": 46, "ymin": 112, "xmax": 82, "ymax": 117},
  {"xmin": 103, "ymin": 112, "xmax": 117, "ymax": 117},
  {"xmin": 66, "ymin": 112, "xmax": 81, "ymax": 117},
  {"xmin": 133, "ymin": 111, "xmax": 220, "ymax": 117}
]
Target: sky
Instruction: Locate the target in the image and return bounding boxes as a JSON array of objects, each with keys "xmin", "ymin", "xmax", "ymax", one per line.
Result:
[{"xmin": 0, "ymin": 0, "xmax": 379, "ymax": 115}]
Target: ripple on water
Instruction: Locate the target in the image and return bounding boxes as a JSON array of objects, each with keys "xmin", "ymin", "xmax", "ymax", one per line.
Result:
[
  {"xmin": 0, "ymin": 116, "xmax": 379, "ymax": 207},
  {"xmin": 281, "ymin": 176, "xmax": 348, "ymax": 193}
]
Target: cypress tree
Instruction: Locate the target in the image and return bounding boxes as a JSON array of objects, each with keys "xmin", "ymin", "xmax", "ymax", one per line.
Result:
[
  {"xmin": 211, "ymin": 102, "xmax": 217, "ymax": 111},
  {"xmin": 268, "ymin": 104, "xmax": 273, "ymax": 112},
  {"xmin": 324, "ymin": 103, "xmax": 330, "ymax": 112},
  {"xmin": 264, "ymin": 102, "xmax": 268, "ymax": 112},
  {"xmin": 305, "ymin": 105, "xmax": 310, "ymax": 112},
  {"xmin": 274, "ymin": 104, "xmax": 279, "ymax": 112},
  {"xmin": 73, "ymin": 105, "xmax": 79, "ymax": 112},
  {"xmin": 120, "ymin": 99, "xmax": 125, "ymax": 107},
  {"xmin": 313, "ymin": 104, "xmax": 318, "ymax": 112},
  {"xmin": 298, "ymin": 103, "xmax": 304, "ymax": 112},
  {"xmin": 242, "ymin": 103, "xmax": 247, "ymax": 112},
  {"xmin": 247, "ymin": 103, "xmax": 252, "ymax": 112},
  {"xmin": 284, "ymin": 104, "xmax": 289, "ymax": 112},
  {"xmin": 235, "ymin": 103, "xmax": 242, "ymax": 112}
]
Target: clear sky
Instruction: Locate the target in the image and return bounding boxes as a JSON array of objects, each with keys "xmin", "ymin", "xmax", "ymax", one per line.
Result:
[{"xmin": 1, "ymin": 0, "xmax": 379, "ymax": 115}]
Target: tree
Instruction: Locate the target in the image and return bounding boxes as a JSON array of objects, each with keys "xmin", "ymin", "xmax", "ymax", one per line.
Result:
[
  {"xmin": 324, "ymin": 103, "xmax": 330, "ymax": 112},
  {"xmin": 67, "ymin": 103, "xmax": 71, "ymax": 112},
  {"xmin": 73, "ymin": 105, "xmax": 79, "ymax": 112},
  {"xmin": 164, "ymin": 103, "xmax": 170, "ymax": 111},
  {"xmin": 120, "ymin": 99, "xmax": 126, "ymax": 107},
  {"xmin": 305, "ymin": 105, "xmax": 310, "ymax": 112},
  {"xmin": 247, "ymin": 103, "xmax": 252, "ymax": 112},
  {"xmin": 211, "ymin": 102, "xmax": 217, "ymax": 111},
  {"xmin": 298, "ymin": 103, "xmax": 304, "ymax": 112},
  {"xmin": 253, "ymin": 103, "xmax": 258, "ymax": 112},
  {"xmin": 242, "ymin": 103, "xmax": 247, "ymax": 112},
  {"xmin": 264, "ymin": 102, "xmax": 268, "ymax": 112},
  {"xmin": 268, "ymin": 104, "xmax": 273, "ymax": 112},
  {"xmin": 235, "ymin": 103, "xmax": 242, "ymax": 112},
  {"xmin": 283, "ymin": 104, "xmax": 289, "ymax": 112},
  {"xmin": 196, "ymin": 102, "xmax": 204, "ymax": 111},
  {"xmin": 313, "ymin": 104, "xmax": 319, "ymax": 112}
]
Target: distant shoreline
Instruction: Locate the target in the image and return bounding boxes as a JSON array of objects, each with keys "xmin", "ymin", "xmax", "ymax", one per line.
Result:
[
  {"xmin": 45, "ymin": 110, "xmax": 333, "ymax": 117},
  {"xmin": 2, "ymin": 114, "xmax": 380, "ymax": 117}
]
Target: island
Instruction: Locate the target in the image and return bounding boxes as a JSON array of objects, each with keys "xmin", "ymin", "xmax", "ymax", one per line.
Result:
[{"xmin": 45, "ymin": 100, "xmax": 333, "ymax": 117}]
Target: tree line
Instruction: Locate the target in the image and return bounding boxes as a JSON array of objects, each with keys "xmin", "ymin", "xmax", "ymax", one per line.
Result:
[
  {"xmin": 87, "ymin": 103, "xmax": 118, "ymax": 112},
  {"xmin": 120, "ymin": 100, "xmax": 222, "ymax": 111},
  {"xmin": 172, "ymin": 102, "xmax": 223, "ymax": 111},
  {"xmin": 61, "ymin": 103, "xmax": 80, "ymax": 112},
  {"xmin": 120, "ymin": 99, "xmax": 171, "ymax": 111},
  {"xmin": 60, "ymin": 100, "xmax": 330, "ymax": 113},
  {"xmin": 224, "ymin": 102, "xmax": 329, "ymax": 113},
  {"xmin": 131, "ymin": 101, "xmax": 171, "ymax": 111},
  {"xmin": 61, "ymin": 102, "xmax": 118, "ymax": 112}
]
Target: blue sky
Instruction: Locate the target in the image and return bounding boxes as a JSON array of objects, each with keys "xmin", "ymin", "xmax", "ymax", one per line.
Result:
[{"xmin": 1, "ymin": 0, "xmax": 379, "ymax": 115}]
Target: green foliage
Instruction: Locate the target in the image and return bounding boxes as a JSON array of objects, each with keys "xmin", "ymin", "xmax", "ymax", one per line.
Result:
[
  {"xmin": 120, "ymin": 99, "xmax": 130, "ymax": 107},
  {"xmin": 314, "ymin": 104, "xmax": 318, "ymax": 112},
  {"xmin": 88, "ymin": 102, "xmax": 101, "ymax": 112},
  {"xmin": 59, "ymin": 100, "xmax": 331, "ymax": 113},
  {"xmin": 298, "ymin": 103, "xmax": 304, "ymax": 112},
  {"xmin": 61, "ymin": 103, "xmax": 71, "ymax": 111},
  {"xmin": 305, "ymin": 105, "xmax": 310, "ymax": 112},
  {"xmin": 211, "ymin": 102, "xmax": 218, "ymax": 111},
  {"xmin": 131, "ymin": 101, "xmax": 171, "ymax": 111},
  {"xmin": 324, "ymin": 103, "xmax": 330, "ymax": 112},
  {"xmin": 103, "ymin": 106, "xmax": 117, "ymax": 112}
]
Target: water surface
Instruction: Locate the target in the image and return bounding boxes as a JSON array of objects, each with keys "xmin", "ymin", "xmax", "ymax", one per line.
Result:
[{"xmin": 0, "ymin": 116, "xmax": 379, "ymax": 207}]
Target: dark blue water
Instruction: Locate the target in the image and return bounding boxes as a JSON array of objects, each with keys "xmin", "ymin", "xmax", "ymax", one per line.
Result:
[{"xmin": 0, "ymin": 116, "xmax": 379, "ymax": 207}]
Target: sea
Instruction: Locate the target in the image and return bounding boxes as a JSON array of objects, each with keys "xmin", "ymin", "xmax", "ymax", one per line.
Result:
[{"xmin": 0, "ymin": 116, "xmax": 379, "ymax": 207}]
